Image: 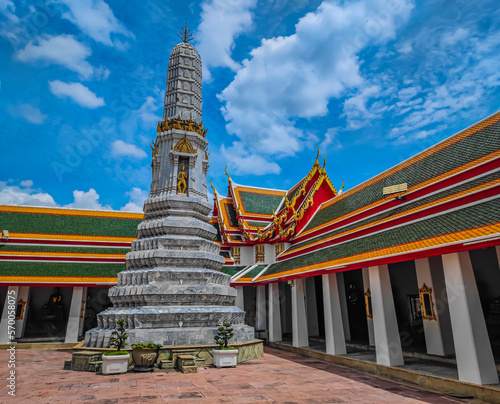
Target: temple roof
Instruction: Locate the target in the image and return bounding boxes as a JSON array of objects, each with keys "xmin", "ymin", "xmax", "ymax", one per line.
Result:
[
  {"xmin": 235, "ymin": 111, "xmax": 500, "ymax": 284},
  {"xmin": 211, "ymin": 155, "xmax": 338, "ymax": 245},
  {"xmin": 0, "ymin": 205, "xmax": 141, "ymax": 285}
]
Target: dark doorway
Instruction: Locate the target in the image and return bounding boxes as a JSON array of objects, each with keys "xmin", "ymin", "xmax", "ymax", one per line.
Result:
[
  {"xmin": 342, "ymin": 269, "xmax": 369, "ymax": 343},
  {"xmin": 388, "ymin": 261, "xmax": 426, "ymax": 352}
]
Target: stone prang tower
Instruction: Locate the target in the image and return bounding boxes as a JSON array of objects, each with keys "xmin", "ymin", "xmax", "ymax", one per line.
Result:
[{"xmin": 85, "ymin": 27, "xmax": 254, "ymax": 347}]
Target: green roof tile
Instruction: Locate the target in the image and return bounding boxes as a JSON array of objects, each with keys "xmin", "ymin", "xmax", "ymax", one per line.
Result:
[
  {"xmin": 0, "ymin": 211, "xmax": 140, "ymax": 237},
  {"xmin": 305, "ymin": 123, "xmax": 500, "ymax": 232},
  {"xmin": 239, "ymin": 192, "xmax": 283, "ymax": 215},
  {"xmin": 220, "ymin": 266, "xmax": 245, "ymax": 276},
  {"xmin": 0, "ymin": 261, "xmax": 124, "ymax": 278},
  {"xmin": 242, "ymin": 264, "xmax": 267, "ymax": 279},
  {"xmin": 291, "ymin": 171, "xmax": 500, "ymax": 252},
  {"xmin": 267, "ymin": 197, "xmax": 500, "ymax": 276},
  {"xmin": 225, "ymin": 203, "xmax": 238, "ymax": 227},
  {"xmin": 0, "ymin": 245, "xmax": 130, "ymax": 254}
]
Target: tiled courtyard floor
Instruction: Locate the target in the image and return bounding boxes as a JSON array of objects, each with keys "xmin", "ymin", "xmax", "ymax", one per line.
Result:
[{"xmin": 0, "ymin": 347, "xmax": 480, "ymax": 403}]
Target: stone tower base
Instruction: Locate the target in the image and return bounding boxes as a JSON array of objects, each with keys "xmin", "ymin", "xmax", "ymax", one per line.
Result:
[{"xmin": 85, "ymin": 324, "xmax": 255, "ymax": 348}]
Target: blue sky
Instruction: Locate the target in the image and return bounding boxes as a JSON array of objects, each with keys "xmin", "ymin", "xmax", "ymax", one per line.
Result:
[{"xmin": 1, "ymin": 0, "xmax": 499, "ymax": 212}]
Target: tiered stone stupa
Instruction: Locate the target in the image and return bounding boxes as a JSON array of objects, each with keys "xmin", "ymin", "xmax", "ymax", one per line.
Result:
[{"xmin": 85, "ymin": 26, "xmax": 255, "ymax": 348}]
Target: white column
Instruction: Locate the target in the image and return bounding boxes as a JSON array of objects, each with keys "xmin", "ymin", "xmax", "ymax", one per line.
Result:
[
  {"xmin": 0, "ymin": 286, "xmax": 19, "ymax": 344},
  {"xmin": 65, "ymin": 287, "xmax": 84, "ymax": 343},
  {"xmin": 15, "ymin": 287, "xmax": 30, "ymax": 339},
  {"xmin": 362, "ymin": 268, "xmax": 375, "ymax": 346},
  {"xmin": 291, "ymin": 278, "xmax": 309, "ymax": 347},
  {"xmin": 255, "ymin": 285, "xmax": 266, "ymax": 331},
  {"xmin": 415, "ymin": 257, "xmax": 454, "ymax": 356},
  {"xmin": 78, "ymin": 287, "xmax": 87, "ymax": 338},
  {"xmin": 442, "ymin": 252, "xmax": 499, "ymax": 385},
  {"xmin": 369, "ymin": 265, "xmax": 404, "ymax": 366},
  {"xmin": 305, "ymin": 277, "xmax": 319, "ymax": 337},
  {"xmin": 235, "ymin": 286, "xmax": 245, "ymax": 311},
  {"xmin": 322, "ymin": 273, "xmax": 346, "ymax": 355},
  {"xmin": 337, "ymin": 272, "xmax": 351, "ymax": 342},
  {"xmin": 268, "ymin": 283, "xmax": 282, "ymax": 342}
]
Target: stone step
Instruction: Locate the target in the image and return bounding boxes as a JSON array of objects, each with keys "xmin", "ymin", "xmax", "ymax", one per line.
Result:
[{"xmin": 177, "ymin": 354, "xmax": 196, "ymax": 373}]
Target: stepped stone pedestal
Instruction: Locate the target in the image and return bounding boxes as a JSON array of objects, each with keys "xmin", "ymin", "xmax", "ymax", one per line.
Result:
[{"xmin": 84, "ymin": 195, "xmax": 254, "ymax": 347}]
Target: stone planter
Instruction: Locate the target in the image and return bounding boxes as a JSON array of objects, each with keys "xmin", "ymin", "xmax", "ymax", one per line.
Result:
[
  {"xmin": 212, "ymin": 349, "xmax": 238, "ymax": 368},
  {"xmin": 102, "ymin": 353, "xmax": 130, "ymax": 375},
  {"xmin": 132, "ymin": 348, "xmax": 159, "ymax": 372}
]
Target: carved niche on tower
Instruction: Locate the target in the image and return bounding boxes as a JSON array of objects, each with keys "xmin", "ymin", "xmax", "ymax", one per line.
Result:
[{"xmin": 171, "ymin": 135, "xmax": 197, "ymax": 196}]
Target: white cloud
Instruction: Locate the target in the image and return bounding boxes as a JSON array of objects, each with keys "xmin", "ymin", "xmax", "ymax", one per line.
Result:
[
  {"xmin": 49, "ymin": 80, "xmax": 105, "ymax": 108},
  {"xmin": 15, "ymin": 34, "xmax": 95, "ymax": 79},
  {"xmin": 218, "ymin": 0, "xmax": 414, "ymax": 173},
  {"xmin": 19, "ymin": 180, "xmax": 33, "ymax": 187},
  {"xmin": 60, "ymin": 0, "xmax": 134, "ymax": 47},
  {"xmin": 196, "ymin": 0, "xmax": 257, "ymax": 80},
  {"xmin": 0, "ymin": 181, "xmax": 145, "ymax": 212},
  {"xmin": 111, "ymin": 140, "xmax": 147, "ymax": 159},
  {"xmin": 320, "ymin": 128, "xmax": 342, "ymax": 151},
  {"xmin": 396, "ymin": 40, "xmax": 412, "ymax": 54},
  {"xmin": 137, "ymin": 96, "xmax": 162, "ymax": 123},
  {"xmin": 120, "ymin": 187, "xmax": 148, "ymax": 212},
  {"xmin": 0, "ymin": 180, "xmax": 57, "ymax": 207},
  {"xmin": 392, "ymin": 124, "xmax": 447, "ymax": 145},
  {"xmin": 0, "ymin": 0, "xmax": 18, "ymax": 22},
  {"xmin": 387, "ymin": 20, "xmax": 500, "ymax": 143},
  {"xmin": 64, "ymin": 188, "xmax": 111, "ymax": 210},
  {"xmin": 8, "ymin": 104, "xmax": 47, "ymax": 124},
  {"xmin": 343, "ymin": 85, "xmax": 383, "ymax": 129},
  {"xmin": 441, "ymin": 28, "xmax": 469, "ymax": 47},
  {"xmin": 221, "ymin": 142, "xmax": 281, "ymax": 176}
]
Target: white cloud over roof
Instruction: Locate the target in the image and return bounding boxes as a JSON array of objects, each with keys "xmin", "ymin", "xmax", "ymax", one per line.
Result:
[{"xmin": 217, "ymin": 0, "xmax": 414, "ymax": 174}]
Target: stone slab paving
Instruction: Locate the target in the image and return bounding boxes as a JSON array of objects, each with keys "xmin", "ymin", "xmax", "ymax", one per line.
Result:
[{"xmin": 0, "ymin": 347, "xmax": 481, "ymax": 403}]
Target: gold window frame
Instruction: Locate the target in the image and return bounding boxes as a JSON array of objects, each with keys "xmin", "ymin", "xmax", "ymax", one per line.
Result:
[
  {"xmin": 255, "ymin": 244, "xmax": 265, "ymax": 263},
  {"xmin": 231, "ymin": 246, "xmax": 241, "ymax": 265},
  {"xmin": 16, "ymin": 299, "xmax": 26, "ymax": 320},
  {"xmin": 419, "ymin": 283, "xmax": 437, "ymax": 321},
  {"xmin": 364, "ymin": 289, "xmax": 372, "ymax": 319},
  {"xmin": 275, "ymin": 243, "xmax": 285, "ymax": 257}
]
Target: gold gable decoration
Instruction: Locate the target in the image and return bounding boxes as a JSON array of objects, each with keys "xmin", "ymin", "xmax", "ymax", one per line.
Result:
[{"xmin": 173, "ymin": 135, "xmax": 197, "ymax": 154}]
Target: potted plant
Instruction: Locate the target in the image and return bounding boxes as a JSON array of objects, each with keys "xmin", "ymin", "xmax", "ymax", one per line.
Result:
[
  {"xmin": 131, "ymin": 342, "xmax": 162, "ymax": 372},
  {"xmin": 102, "ymin": 319, "xmax": 130, "ymax": 375},
  {"xmin": 212, "ymin": 322, "xmax": 238, "ymax": 368}
]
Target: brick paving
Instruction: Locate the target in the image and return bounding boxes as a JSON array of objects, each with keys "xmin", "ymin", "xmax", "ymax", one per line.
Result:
[{"xmin": 0, "ymin": 347, "xmax": 475, "ymax": 403}]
